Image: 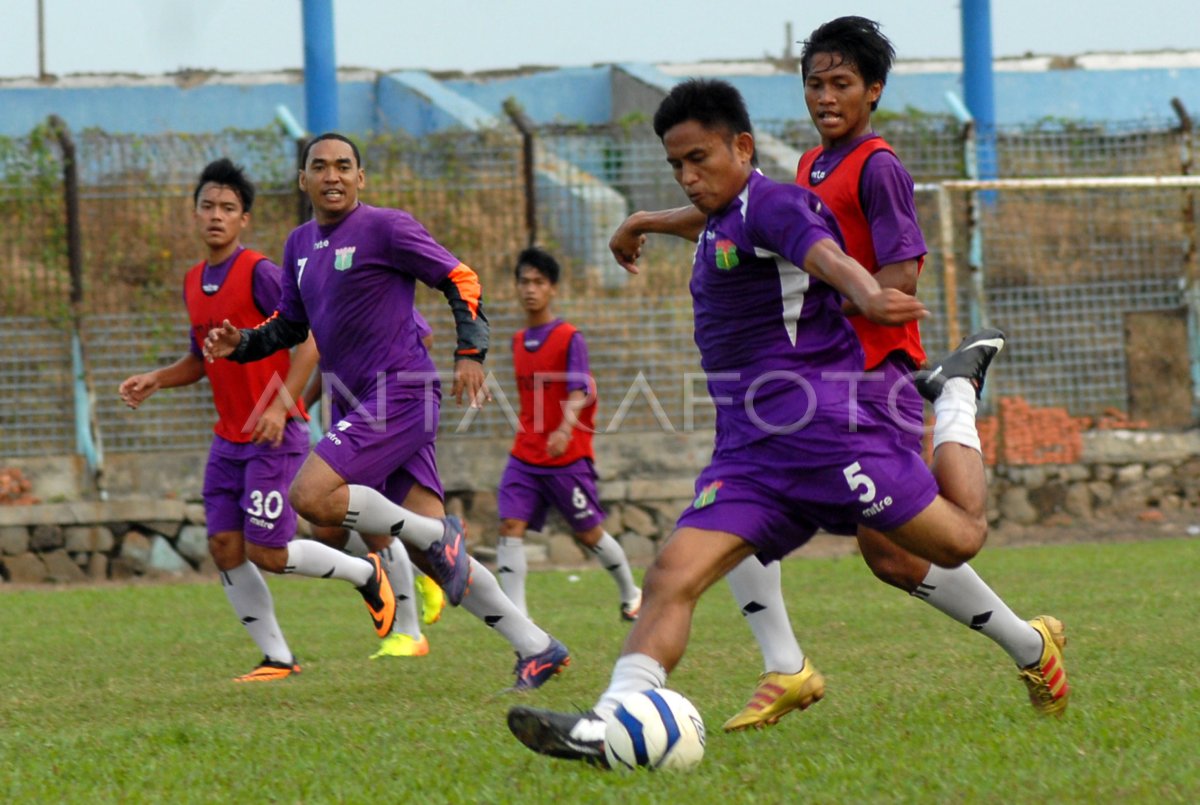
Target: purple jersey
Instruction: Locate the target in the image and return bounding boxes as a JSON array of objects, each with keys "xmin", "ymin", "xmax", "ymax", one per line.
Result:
[
  {"xmin": 692, "ymin": 170, "xmax": 864, "ymax": 450},
  {"xmin": 522, "ymin": 319, "xmax": 590, "ymax": 393},
  {"xmin": 413, "ymin": 308, "xmax": 433, "ymax": 341},
  {"xmin": 279, "ymin": 203, "xmax": 459, "ymax": 398},
  {"xmin": 186, "ymin": 248, "xmax": 283, "ymax": 359},
  {"xmin": 807, "ymin": 134, "xmax": 926, "ymax": 266}
]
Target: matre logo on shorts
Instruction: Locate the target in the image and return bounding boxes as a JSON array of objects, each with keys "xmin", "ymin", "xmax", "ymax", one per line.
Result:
[{"xmin": 325, "ymin": 420, "xmax": 353, "ymax": 447}]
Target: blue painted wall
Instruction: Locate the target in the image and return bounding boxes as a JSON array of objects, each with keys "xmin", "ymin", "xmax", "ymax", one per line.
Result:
[
  {"xmin": 445, "ymin": 66, "xmax": 612, "ymax": 125},
  {"xmin": 2, "ymin": 62, "xmax": 1198, "ymax": 138},
  {"xmin": 883, "ymin": 69, "xmax": 1194, "ymax": 124},
  {"xmin": 722, "ymin": 69, "xmax": 1196, "ymax": 125},
  {"xmin": 2, "ymin": 79, "xmax": 376, "ymax": 136},
  {"xmin": 377, "ymin": 72, "xmax": 498, "ymax": 134}
]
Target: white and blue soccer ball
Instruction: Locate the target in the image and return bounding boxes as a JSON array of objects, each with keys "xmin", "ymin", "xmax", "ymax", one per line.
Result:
[{"xmin": 603, "ymin": 688, "xmax": 706, "ymax": 771}]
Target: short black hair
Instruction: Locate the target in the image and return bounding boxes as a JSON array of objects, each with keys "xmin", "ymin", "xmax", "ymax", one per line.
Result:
[
  {"xmin": 193, "ymin": 158, "xmax": 255, "ymax": 212},
  {"xmin": 515, "ymin": 246, "xmax": 560, "ymax": 284},
  {"xmin": 300, "ymin": 132, "xmax": 362, "ymax": 170},
  {"xmin": 652, "ymin": 78, "xmax": 754, "ymax": 143},
  {"xmin": 801, "ymin": 16, "xmax": 895, "ymax": 112}
]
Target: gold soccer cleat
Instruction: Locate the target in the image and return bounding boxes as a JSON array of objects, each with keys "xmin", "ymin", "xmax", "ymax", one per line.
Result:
[
  {"xmin": 1020, "ymin": 615, "xmax": 1070, "ymax": 716},
  {"xmin": 722, "ymin": 658, "xmax": 826, "ymax": 732}
]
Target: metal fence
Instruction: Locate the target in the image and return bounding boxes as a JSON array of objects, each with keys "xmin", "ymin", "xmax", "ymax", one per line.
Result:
[{"xmin": 1, "ymin": 110, "xmax": 1196, "ymax": 466}]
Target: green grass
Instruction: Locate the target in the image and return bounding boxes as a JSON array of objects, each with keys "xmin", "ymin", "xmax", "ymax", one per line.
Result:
[{"xmin": 3, "ymin": 538, "xmax": 1199, "ymax": 803}]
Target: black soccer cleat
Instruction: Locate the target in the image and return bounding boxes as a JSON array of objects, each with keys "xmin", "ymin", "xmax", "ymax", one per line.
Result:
[
  {"xmin": 914, "ymin": 328, "xmax": 1007, "ymax": 403},
  {"xmin": 507, "ymin": 706, "xmax": 609, "ymax": 767}
]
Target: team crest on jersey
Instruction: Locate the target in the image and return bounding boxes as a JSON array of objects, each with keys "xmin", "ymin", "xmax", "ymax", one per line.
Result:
[
  {"xmin": 693, "ymin": 480, "xmax": 723, "ymax": 509},
  {"xmin": 334, "ymin": 246, "xmax": 356, "ymax": 271},
  {"xmin": 714, "ymin": 239, "xmax": 739, "ymax": 270}
]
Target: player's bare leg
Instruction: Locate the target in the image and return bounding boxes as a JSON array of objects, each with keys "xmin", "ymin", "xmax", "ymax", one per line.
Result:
[
  {"xmin": 859, "ymin": 526, "xmax": 1056, "ymax": 666},
  {"xmin": 595, "ymin": 527, "xmax": 752, "ymax": 714},
  {"xmin": 883, "ymin": 329, "xmax": 1007, "ymax": 566},
  {"xmin": 883, "ymin": 329, "xmax": 1068, "ymax": 712}
]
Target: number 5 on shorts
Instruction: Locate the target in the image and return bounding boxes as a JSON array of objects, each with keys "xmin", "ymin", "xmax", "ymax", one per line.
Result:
[{"xmin": 842, "ymin": 462, "xmax": 877, "ymax": 503}]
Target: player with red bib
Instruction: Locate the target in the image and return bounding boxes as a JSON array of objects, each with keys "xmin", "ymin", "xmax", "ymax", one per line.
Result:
[
  {"xmin": 495, "ymin": 247, "xmax": 641, "ymax": 621},
  {"xmin": 120, "ymin": 159, "xmax": 398, "ymax": 682}
]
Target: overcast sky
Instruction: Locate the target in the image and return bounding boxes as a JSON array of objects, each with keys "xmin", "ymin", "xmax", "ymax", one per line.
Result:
[{"xmin": 3, "ymin": 0, "xmax": 1199, "ymax": 78}]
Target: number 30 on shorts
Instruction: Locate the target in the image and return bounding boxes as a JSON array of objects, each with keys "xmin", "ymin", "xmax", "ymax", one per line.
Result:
[
  {"xmin": 248, "ymin": 489, "xmax": 285, "ymax": 520},
  {"xmin": 842, "ymin": 462, "xmax": 877, "ymax": 503}
]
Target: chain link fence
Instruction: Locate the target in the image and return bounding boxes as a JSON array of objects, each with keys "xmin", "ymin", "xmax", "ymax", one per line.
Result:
[{"xmin": 1, "ymin": 111, "xmax": 1195, "ymax": 462}]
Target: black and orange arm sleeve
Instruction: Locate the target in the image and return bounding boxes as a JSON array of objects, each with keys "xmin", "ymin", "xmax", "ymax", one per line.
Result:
[
  {"xmin": 437, "ymin": 263, "xmax": 489, "ymax": 363},
  {"xmin": 231, "ymin": 313, "xmax": 310, "ymax": 363}
]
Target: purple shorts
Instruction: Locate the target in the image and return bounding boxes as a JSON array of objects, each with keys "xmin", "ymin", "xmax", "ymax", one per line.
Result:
[
  {"xmin": 676, "ymin": 403, "xmax": 938, "ymax": 562},
  {"xmin": 497, "ymin": 456, "xmax": 606, "ymax": 533},
  {"xmin": 315, "ymin": 393, "xmax": 444, "ymax": 503},
  {"xmin": 854, "ymin": 352, "xmax": 925, "ymax": 453},
  {"xmin": 203, "ymin": 428, "xmax": 307, "ymax": 548}
]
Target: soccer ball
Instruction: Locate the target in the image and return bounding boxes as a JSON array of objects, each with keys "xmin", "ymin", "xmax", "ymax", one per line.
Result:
[{"xmin": 603, "ymin": 688, "xmax": 706, "ymax": 771}]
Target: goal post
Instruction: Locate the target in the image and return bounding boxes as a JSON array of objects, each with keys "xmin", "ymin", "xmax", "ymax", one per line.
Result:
[{"xmin": 920, "ymin": 174, "xmax": 1200, "ymax": 420}]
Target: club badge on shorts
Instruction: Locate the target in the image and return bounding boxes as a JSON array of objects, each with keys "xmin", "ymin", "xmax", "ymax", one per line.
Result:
[{"xmin": 693, "ymin": 480, "xmax": 723, "ymax": 509}]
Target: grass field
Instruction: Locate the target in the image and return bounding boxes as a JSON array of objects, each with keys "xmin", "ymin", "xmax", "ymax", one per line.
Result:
[{"xmin": 3, "ymin": 537, "xmax": 1199, "ymax": 803}]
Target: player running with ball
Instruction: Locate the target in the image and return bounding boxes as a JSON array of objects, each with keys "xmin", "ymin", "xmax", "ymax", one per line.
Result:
[
  {"xmin": 509, "ymin": 79, "xmax": 1066, "ymax": 765},
  {"xmin": 609, "ymin": 16, "xmax": 1069, "ymax": 730}
]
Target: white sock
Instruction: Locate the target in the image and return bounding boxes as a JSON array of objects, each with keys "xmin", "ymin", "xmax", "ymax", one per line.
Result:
[
  {"xmin": 915, "ymin": 563, "xmax": 1044, "ymax": 666},
  {"xmin": 932, "ymin": 377, "xmax": 981, "ymax": 452},
  {"xmin": 496, "ymin": 536, "xmax": 528, "ymax": 616},
  {"xmin": 379, "ymin": 538, "xmax": 421, "ymax": 639},
  {"xmin": 343, "ymin": 530, "xmax": 370, "ymax": 556},
  {"xmin": 459, "ymin": 556, "xmax": 550, "ymax": 656},
  {"xmin": 221, "ymin": 561, "xmax": 293, "ymax": 664},
  {"xmin": 588, "ymin": 532, "xmax": 640, "ymax": 604},
  {"xmin": 725, "ymin": 556, "xmax": 806, "ymax": 674},
  {"xmin": 285, "ymin": 539, "xmax": 373, "ymax": 586},
  {"xmin": 343, "ymin": 485, "xmax": 444, "ymax": 549},
  {"xmin": 595, "ymin": 653, "xmax": 668, "ymax": 720}
]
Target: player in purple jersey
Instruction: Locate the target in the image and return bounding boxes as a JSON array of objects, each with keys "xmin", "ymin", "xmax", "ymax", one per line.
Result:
[
  {"xmin": 608, "ymin": 16, "xmax": 1070, "ymax": 728},
  {"xmin": 204, "ymin": 133, "xmax": 570, "ymax": 690},
  {"xmin": 495, "ymin": 247, "xmax": 642, "ymax": 621},
  {"xmin": 507, "ymin": 79, "xmax": 1046, "ymax": 764},
  {"xmin": 119, "ymin": 158, "xmax": 399, "ymax": 682},
  {"xmin": 306, "ymin": 309, "xmax": 447, "ymax": 659}
]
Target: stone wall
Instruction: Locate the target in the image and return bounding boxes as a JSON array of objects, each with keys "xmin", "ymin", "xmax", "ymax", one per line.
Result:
[
  {"xmin": 987, "ymin": 430, "xmax": 1200, "ymax": 527},
  {"xmin": 2, "ymin": 428, "xmax": 1199, "ymax": 585},
  {"xmin": 0, "ymin": 499, "xmax": 211, "ymax": 584}
]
